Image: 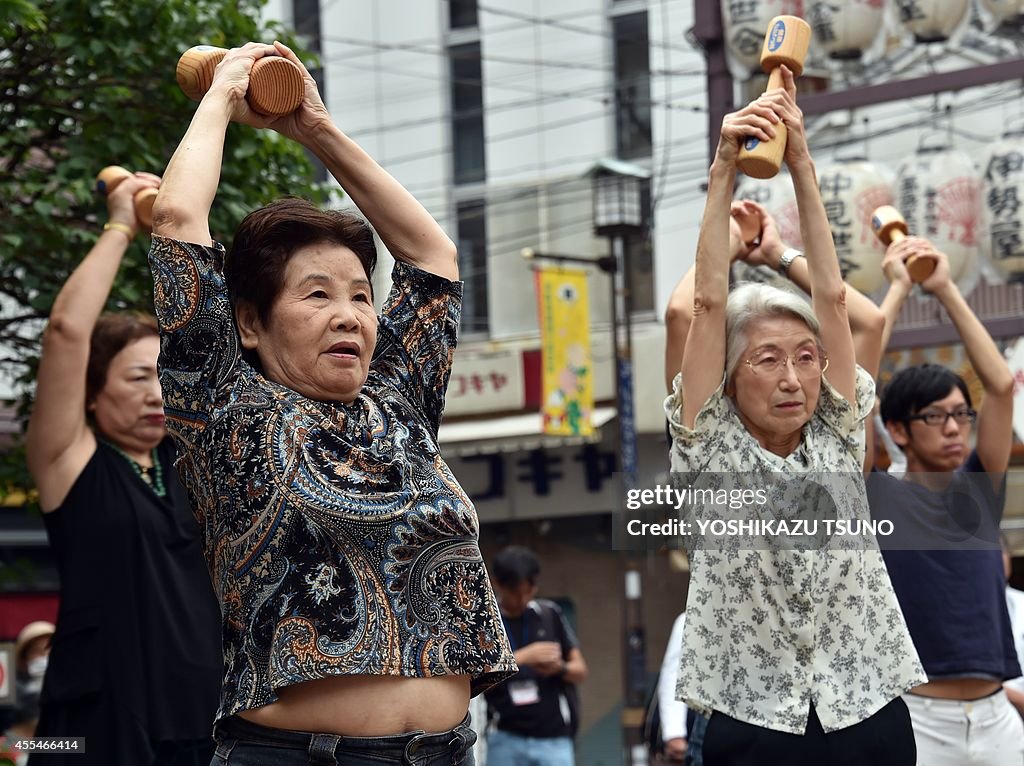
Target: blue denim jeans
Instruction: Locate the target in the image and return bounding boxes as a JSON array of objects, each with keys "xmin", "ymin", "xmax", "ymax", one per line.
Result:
[
  {"xmin": 684, "ymin": 713, "xmax": 708, "ymax": 766},
  {"xmin": 211, "ymin": 713, "xmax": 476, "ymax": 765},
  {"xmin": 154, "ymin": 738, "xmax": 216, "ymax": 766},
  {"xmin": 485, "ymin": 729, "xmax": 574, "ymax": 766}
]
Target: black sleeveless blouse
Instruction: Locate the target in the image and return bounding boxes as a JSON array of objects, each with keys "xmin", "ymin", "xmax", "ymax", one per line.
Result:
[{"xmin": 34, "ymin": 439, "xmax": 222, "ymax": 764}]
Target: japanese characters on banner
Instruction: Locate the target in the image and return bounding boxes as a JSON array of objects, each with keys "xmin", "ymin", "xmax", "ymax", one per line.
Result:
[
  {"xmin": 444, "ymin": 349, "xmax": 524, "ymax": 417},
  {"xmin": 721, "ymin": 0, "xmax": 805, "ymax": 79},
  {"xmin": 894, "ymin": 0, "xmax": 969, "ymax": 42},
  {"xmin": 980, "ymin": 127, "xmax": 1024, "ymax": 281},
  {"xmin": 895, "ymin": 140, "xmax": 982, "ymax": 288},
  {"xmin": 817, "ymin": 160, "xmax": 893, "ymax": 294},
  {"xmin": 534, "ymin": 266, "xmax": 594, "ymax": 437},
  {"xmin": 808, "ymin": 0, "xmax": 885, "ymax": 61}
]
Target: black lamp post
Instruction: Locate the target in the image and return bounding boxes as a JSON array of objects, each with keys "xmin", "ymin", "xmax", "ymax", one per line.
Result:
[
  {"xmin": 522, "ymin": 159, "xmax": 651, "ymax": 765},
  {"xmin": 588, "ymin": 158, "xmax": 650, "ymax": 766},
  {"xmin": 587, "ymin": 159, "xmax": 649, "ymax": 486}
]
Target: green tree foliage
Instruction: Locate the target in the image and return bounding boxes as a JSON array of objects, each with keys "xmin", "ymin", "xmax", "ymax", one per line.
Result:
[{"xmin": 0, "ymin": 0, "xmax": 328, "ymax": 496}]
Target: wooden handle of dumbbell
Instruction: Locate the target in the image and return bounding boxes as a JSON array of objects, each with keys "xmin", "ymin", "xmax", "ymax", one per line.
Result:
[
  {"xmin": 95, "ymin": 165, "xmax": 156, "ymax": 229},
  {"xmin": 176, "ymin": 45, "xmax": 305, "ymax": 116},
  {"xmin": 736, "ymin": 16, "xmax": 812, "ymax": 180},
  {"xmin": 871, "ymin": 205, "xmax": 936, "ymax": 283}
]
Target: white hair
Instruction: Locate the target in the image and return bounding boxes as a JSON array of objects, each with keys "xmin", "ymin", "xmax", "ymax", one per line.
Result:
[{"xmin": 724, "ymin": 282, "xmax": 822, "ymax": 379}]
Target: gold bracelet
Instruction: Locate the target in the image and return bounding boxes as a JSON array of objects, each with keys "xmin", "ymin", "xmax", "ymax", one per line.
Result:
[{"xmin": 103, "ymin": 221, "xmax": 134, "ymax": 240}]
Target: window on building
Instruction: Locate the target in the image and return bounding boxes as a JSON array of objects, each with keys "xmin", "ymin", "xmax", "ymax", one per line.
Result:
[
  {"xmin": 613, "ymin": 12, "xmax": 652, "ymax": 160},
  {"xmin": 626, "ymin": 179, "xmax": 654, "ymax": 313},
  {"xmin": 449, "ymin": 0, "xmax": 478, "ymax": 29},
  {"xmin": 457, "ymin": 199, "xmax": 489, "ymax": 333},
  {"xmin": 450, "ymin": 43, "xmax": 486, "ymax": 185},
  {"xmin": 293, "ymin": 0, "xmax": 328, "ymax": 182}
]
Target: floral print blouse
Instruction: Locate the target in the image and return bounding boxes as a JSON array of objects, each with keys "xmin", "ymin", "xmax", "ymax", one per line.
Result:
[
  {"xmin": 148, "ymin": 235, "xmax": 516, "ymax": 724},
  {"xmin": 665, "ymin": 367, "xmax": 925, "ymax": 734}
]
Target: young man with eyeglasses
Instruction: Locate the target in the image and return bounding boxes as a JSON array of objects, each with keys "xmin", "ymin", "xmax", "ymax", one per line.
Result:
[{"xmin": 869, "ymin": 238, "xmax": 1021, "ymax": 766}]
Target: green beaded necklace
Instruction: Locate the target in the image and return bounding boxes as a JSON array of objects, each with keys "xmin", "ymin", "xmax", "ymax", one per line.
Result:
[{"xmin": 101, "ymin": 440, "xmax": 167, "ymax": 497}]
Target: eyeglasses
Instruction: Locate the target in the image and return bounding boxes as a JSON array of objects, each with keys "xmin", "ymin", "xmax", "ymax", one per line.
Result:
[
  {"xmin": 907, "ymin": 408, "xmax": 977, "ymax": 427},
  {"xmin": 745, "ymin": 349, "xmax": 829, "ymax": 377}
]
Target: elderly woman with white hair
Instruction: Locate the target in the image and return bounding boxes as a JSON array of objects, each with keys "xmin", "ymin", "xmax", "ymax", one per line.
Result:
[{"xmin": 665, "ymin": 69, "xmax": 925, "ymax": 765}]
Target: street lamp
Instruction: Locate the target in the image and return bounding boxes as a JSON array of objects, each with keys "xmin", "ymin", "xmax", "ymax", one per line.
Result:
[
  {"xmin": 522, "ymin": 159, "xmax": 652, "ymax": 766},
  {"xmin": 587, "ymin": 158, "xmax": 651, "ymax": 766},
  {"xmin": 586, "ymin": 159, "xmax": 650, "ymax": 484}
]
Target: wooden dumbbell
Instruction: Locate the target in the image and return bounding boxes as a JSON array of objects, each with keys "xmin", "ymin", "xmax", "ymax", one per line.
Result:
[
  {"xmin": 95, "ymin": 166, "xmax": 157, "ymax": 229},
  {"xmin": 176, "ymin": 45, "xmax": 305, "ymax": 117},
  {"xmin": 737, "ymin": 16, "xmax": 812, "ymax": 180},
  {"xmin": 870, "ymin": 205, "xmax": 937, "ymax": 282}
]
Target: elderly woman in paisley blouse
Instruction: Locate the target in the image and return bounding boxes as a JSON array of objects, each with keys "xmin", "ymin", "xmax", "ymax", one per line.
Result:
[
  {"xmin": 665, "ymin": 67, "xmax": 926, "ymax": 765},
  {"xmin": 149, "ymin": 42, "xmax": 515, "ymax": 765}
]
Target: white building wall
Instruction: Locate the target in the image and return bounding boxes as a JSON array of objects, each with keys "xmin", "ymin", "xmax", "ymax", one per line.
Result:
[
  {"xmin": 648, "ymin": 0, "xmax": 709, "ymax": 325},
  {"xmin": 269, "ymin": 0, "xmax": 705, "ymax": 343},
  {"xmin": 315, "ymin": 2, "xmax": 451, "ymax": 301},
  {"xmin": 259, "ymin": 0, "xmax": 707, "ymax": 430},
  {"xmin": 261, "ymin": 2, "xmax": 1021, "ymax": 427}
]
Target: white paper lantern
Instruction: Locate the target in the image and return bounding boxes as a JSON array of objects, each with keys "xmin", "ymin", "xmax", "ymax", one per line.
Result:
[
  {"xmin": 721, "ymin": 0, "xmax": 807, "ymax": 79},
  {"xmin": 894, "ymin": 0, "xmax": 969, "ymax": 42},
  {"xmin": 731, "ymin": 174, "xmax": 802, "ymax": 287},
  {"xmin": 979, "ymin": 0, "xmax": 1024, "ymax": 26},
  {"xmin": 980, "ymin": 126, "xmax": 1024, "ymax": 281},
  {"xmin": 735, "ymin": 172, "xmax": 804, "ymax": 249},
  {"xmin": 807, "ymin": 0, "xmax": 885, "ymax": 60},
  {"xmin": 817, "ymin": 160, "xmax": 893, "ymax": 294},
  {"xmin": 894, "ymin": 139, "xmax": 982, "ymax": 285}
]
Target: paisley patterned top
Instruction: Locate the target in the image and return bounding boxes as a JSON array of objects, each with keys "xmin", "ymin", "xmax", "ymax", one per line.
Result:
[
  {"xmin": 148, "ymin": 235, "xmax": 517, "ymax": 723},
  {"xmin": 665, "ymin": 367, "xmax": 925, "ymax": 734}
]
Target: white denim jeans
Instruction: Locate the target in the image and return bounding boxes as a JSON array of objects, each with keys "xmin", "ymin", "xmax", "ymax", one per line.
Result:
[{"xmin": 904, "ymin": 690, "xmax": 1024, "ymax": 766}]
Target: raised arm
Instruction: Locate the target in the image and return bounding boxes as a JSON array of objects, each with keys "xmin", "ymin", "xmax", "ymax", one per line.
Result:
[
  {"xmin": 26, "ymin": 173, "xmax": 160, "ymax": 510},
  {"xmin": 262, "ymin": 43, "xmax": 457, "ymax": 281},
  {"xmin": 739, "ymin": 202, "xmax": 885, "ymax": 378},
  {"xmin": 152, "ymin": 43, "xmax": 286, "ymax": 244},
  {"xmin": 878, "ymin": 237, "xmax": 916, "ymax": 356},
  {"xmin": 920, "ymin": 244, "xmax": 1015, "ymax": 474},
  {"xmin": 680, "ymin": 103, "xmax": 782, "ymax": 428},
  {"xmin": 775, "ymin": 68, "xmax": 856, "ymax": 405},
  {"xmin": 663, "ymin": 202, "xmax": 755, "ymax": 393}
]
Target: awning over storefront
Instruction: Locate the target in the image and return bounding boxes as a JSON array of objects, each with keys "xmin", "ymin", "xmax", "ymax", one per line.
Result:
[{"xmin": 439, "ymin": 407, "xmax": 617, "ymax": 457}]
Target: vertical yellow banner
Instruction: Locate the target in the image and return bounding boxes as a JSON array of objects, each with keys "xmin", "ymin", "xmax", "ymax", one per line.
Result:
[{"xmin": 535, "ymin": 266, "xmax": 593, "ymax": 436}]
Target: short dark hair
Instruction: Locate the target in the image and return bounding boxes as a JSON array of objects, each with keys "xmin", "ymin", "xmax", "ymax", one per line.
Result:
[
  {"xmin": 880, "ymin": 363, "xmax": 973, "ymax": 425},
  {"xmin": 86, "ymin": 313, "xmax": 159, "ymax": 407},
  {"xmin": 492, "ymin": 545, "xmax": 541, "ymax": 588},
  {"xmin": 226, "ymin": 198, "xmax": 378, "ymax": 325}
]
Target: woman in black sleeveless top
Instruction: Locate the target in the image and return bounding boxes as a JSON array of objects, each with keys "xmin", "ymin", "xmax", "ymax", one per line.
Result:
[{"xmin": 25, "ymin": 171, "xmax": 222, "ymax": 765}]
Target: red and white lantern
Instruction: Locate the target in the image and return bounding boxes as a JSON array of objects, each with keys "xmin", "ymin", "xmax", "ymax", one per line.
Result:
[
  {"xmin": 721, "ymin": 0, "xmax": 806, "ymax": 79},
  {"xmin": 807, "ymin": 0, "xmax": 885, "ymax": 60},
  {"xmin": 817, "ymin": 159, "xmax": 893, "ymax": 294},
  {"xmin": 895, "ymin": 139, "xmax": 982, "ymax": 285},
  {"xmin": 894, "ymin": 0, "xmax": 969, "ymax": 42},
  {"xmin": 980, "ymin": 126, "xmax": 1024, "ymax": 281}
]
